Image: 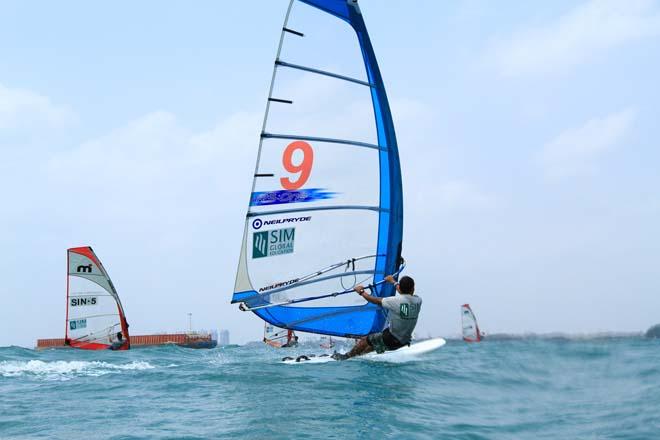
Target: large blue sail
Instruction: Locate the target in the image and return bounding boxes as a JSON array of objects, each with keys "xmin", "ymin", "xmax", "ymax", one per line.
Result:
[{"xmin": 232, "ymin": 0, "xmax": 403, "ymax": 338}]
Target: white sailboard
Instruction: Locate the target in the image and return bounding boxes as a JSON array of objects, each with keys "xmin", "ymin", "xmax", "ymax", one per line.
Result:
[{"xmin": 282, "ymin": 338, "xmax": 446, "ymax": 364}]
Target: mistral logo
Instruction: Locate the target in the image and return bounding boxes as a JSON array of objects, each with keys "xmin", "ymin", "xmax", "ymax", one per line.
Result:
[
  {"xmin": 77, "ymin": 264, "xmax": 92, "ymax": 273},
  {"xmin": 252, "ymin": 227, "xmax": 295, "ymax": 259}
]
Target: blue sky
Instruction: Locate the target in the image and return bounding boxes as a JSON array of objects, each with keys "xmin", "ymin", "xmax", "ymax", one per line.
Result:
[{"xmin": 1, "ymin": 0, "xmax": 659, "ymax": 347}]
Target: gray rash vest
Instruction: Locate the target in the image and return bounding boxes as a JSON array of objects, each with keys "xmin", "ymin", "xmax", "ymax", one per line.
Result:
[{"xmin": 381, "ymin": 294, "xmax": 422, "ymax": 344}]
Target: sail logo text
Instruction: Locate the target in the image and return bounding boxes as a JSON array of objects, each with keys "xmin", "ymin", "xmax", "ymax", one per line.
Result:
[
  {"xmin": 69, "ymin": 319, "xmax": 87, "ymax": 330},
  {"xmin": 252, "ymin": 227, "xmax": 295, "ymax": 259},
  {"xmin": 77, "ymin": 264, "xmax": 92, "ymax": 273},
  {"xmin": 250, "ymin": 188, "xmax": 335, "ymax": 207},
  {"xmin": 252, "ymin": 216, "xmax": 311, "ymax": 230},
  {"xmin": 70, "ymin": 297, "xmax": 98, "ymax": 307},
  {"xmin": 399, "ymin": 303, "xmax": 419, "ymax": 319},
  {"xmin": 259, "ymin": 278, "xmax": 300, "ymax": 292}
]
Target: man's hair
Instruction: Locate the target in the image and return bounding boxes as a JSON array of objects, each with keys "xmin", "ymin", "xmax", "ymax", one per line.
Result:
[{"xmin": 398, "ymin": 276, "xmax": 415, "ymax": 294}]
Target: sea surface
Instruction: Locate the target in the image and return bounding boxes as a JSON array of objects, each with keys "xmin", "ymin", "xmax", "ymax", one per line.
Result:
[{"xmin": 1, "ymin": 336, "xmax": 659, "ymax": 439}]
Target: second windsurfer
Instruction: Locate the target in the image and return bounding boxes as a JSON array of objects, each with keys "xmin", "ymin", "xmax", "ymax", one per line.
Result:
[{"xmin": 109, "ymin": 332, "xmax": 127, "ymax": 350}]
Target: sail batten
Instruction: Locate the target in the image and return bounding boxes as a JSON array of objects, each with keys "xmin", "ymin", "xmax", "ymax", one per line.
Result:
[
  {"xmin": 262, "ymin": 132, "xmax": 384, "ymax": 150},
  {"xmin": 246, "ymin": 205, "xmax": 384, "ymax": 217},
  {"xmin": 237, "ymin": 269, "xmax": 380, "ymax": 304},
  {"xmin": 233, "ymin": 0, "xmax": 403, "ymax": 337},
  {"xmin": 275, "ymin": 60, "xmax": 375, "ymax": 87},
  {"xmin": 282, "ymin": 27, "xmax": 305, "ymax": 38},
  {"xmin": 268, "ymin": 97, "xmax": 294, "ymax": 104}
]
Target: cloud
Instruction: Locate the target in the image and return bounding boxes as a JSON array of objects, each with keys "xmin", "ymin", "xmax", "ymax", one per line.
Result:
[
  {"xmin": 435, "ymin": 180, "xmax": 494, "ymax": 209},
  {"xmin": 0, "ymin": 82, "xmax": 77, "ymax": 131},
  {"xmin": 389, "ymin": 99, "xmax": 494, "ymax": 211},
  {"xmin": 0, "ymin": 62, "xmax": 492, "ymax": 344},
  {"xmin": 410, "ymin": 179, "xmax": 494, "ymax": 214},
  {"xmin": 45, "ymin": 109, "xmax": 261, "ymax": 231},
  {"xmin": 28, "ymin": 109, "xmax": 264, "ymax": 340},
  {"xmin": 487, "ymin": 0, "xmax": 660, "ymax": 76},
  {"xmin": 270, "ymin": 70, "xmax": 377, "ymax": 144},
  {"xmin": 539, "ymin": 108, "xmax": 636, "ymax": 178}
]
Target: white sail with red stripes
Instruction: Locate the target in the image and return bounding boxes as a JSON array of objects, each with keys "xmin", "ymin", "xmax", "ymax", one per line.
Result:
[
  {"xmin": 320, "ymin": 335, "xmax": 335, "ymax": 349},
  {"xmin": 263, "ymin": 323, "xmax": 296, "ymax": 348},
  {"xmin": 66, "ymin": 247, "xmax": 130, "ymax": 350},
  {"xmin": 461, "ymin": 304, "xmax": 482, "ymax": 343}
]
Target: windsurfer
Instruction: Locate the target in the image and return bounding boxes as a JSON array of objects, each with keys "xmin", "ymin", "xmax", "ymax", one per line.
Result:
[
  {"xmin": 282, "ymin": 335, "xmax": 299, "ymax": 348},
  {"xmin": 109, "ymin": 331, "xmax": 126, "ymax": 350},
  {"xmin": 333, "ymin": 275, "xmax": 421, "ymax": 360}
]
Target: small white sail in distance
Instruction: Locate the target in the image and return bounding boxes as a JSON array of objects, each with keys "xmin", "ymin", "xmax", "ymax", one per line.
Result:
[
  {"xmin": 461, "ymin": 304, "xmax": 483, "ymax": 343},
  {"xmin": 66, "ymin": 247, "xmax": 130, "ymax": 350}
]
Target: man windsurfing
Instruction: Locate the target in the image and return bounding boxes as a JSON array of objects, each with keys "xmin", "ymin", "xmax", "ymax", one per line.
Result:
[
  {"xmin": 282, "ymin": 333, "xmax": 299, "ymax": 348},
  {"xmin": 333, "ymin": 274, "xmax": 421, "ymax": 360},
  {"xmin": 109, "ymin": 331, "xmax": 127, "ymax": 350}
]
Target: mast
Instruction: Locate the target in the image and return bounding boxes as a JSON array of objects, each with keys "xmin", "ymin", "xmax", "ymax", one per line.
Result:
[{"xmin": 65, "ymin": 250, "xmax": 70, "ymax": 344}]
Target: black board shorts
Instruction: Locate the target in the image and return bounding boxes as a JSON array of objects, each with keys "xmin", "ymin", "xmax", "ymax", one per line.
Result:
[{"xmin": 367, "ymin": 328, "xmax": 405, "ymax": 353}]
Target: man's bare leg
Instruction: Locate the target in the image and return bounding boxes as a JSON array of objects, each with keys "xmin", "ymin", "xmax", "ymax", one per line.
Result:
[{"xmin": 343, "ymin": 337, "xmax": 374, "ymax": 359}]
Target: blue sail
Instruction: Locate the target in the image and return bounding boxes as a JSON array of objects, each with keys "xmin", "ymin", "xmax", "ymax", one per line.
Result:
[{"xmin": 232, "ymin": 0, "xmax": 402, "ymax": 338}]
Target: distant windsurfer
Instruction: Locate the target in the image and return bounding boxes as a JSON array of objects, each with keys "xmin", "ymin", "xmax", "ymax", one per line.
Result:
[
  {"xmin": 333, "ymin": 274, "xmax": 421, "ymax": 360},
  {"xmin": 282, "ymin": 334, "xmax": 299, "ymax": 348},
  {"xmin": 109, "ymin": 331, "xmax": 126, "ymax": 350}
]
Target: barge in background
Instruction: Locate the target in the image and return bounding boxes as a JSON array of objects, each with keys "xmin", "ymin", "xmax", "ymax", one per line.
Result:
[{"xmin": 37, "ymin": 331, "xmax": 217, "ymax": 350}]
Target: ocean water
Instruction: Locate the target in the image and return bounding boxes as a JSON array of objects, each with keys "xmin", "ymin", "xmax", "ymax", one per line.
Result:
[{"xmin": 2, "ymin": 337, "xmax": 659, "ymax": 439}]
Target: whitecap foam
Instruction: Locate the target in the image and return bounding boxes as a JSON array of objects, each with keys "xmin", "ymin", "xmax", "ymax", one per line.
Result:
[{"xmin": 0, "ymin": 360, "xmax": 155, "ymax": 380}]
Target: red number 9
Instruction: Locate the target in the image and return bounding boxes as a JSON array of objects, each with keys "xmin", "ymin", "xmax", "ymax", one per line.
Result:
[{"xmin": 280, "ymin": 141, "xmax": 314, "ymax": 190}]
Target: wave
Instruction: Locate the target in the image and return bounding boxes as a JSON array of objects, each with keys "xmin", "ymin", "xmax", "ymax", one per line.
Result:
[{"xmin": 0, "ymin": 360, "xmax": 155, "ymax": 380}]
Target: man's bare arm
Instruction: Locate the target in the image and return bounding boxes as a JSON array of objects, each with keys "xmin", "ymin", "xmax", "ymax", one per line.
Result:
[
  {"xmin": 354, "ymin": 284, "xmax": 383, "ymax": 305},
  {"xmin": 354, "ymin": 274, "xmax": 399, "ymax": 305}
]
